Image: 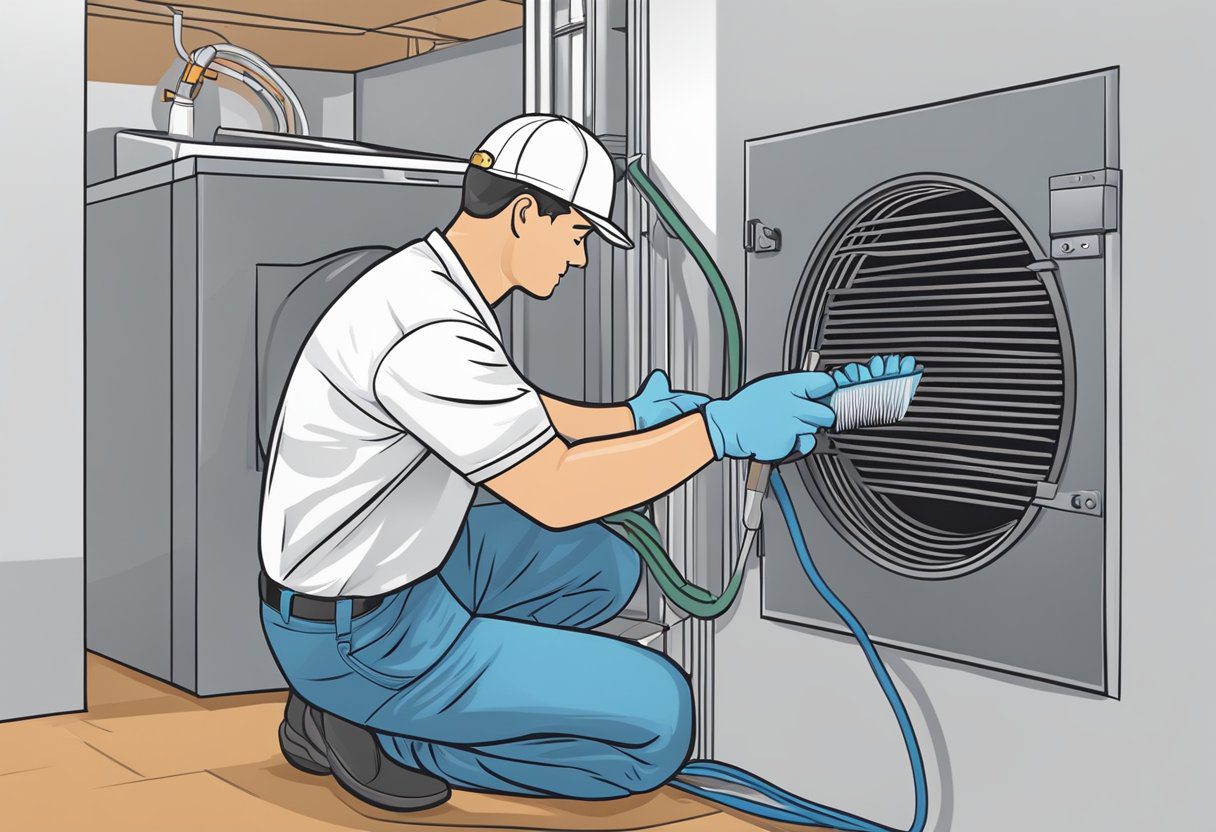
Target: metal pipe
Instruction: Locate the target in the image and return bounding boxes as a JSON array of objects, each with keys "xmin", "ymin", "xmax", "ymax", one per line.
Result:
[
  {"xmin": 170, "ymin": 7, "xmax": 190, "ymax": 61},
  {"xmin": 211, "ymin": 60, "xmax": 289, "ymax": 134},
  {"xmin": 166, "ymin": 7, "xmax": 308, "ymax": 136},
  {"xmin": 165, "ymin": 43, "xmax": 216, "ymax": 137},
  {"xmin": 212, "ymin": 44, "xmax": 309, "ymax": 135}
]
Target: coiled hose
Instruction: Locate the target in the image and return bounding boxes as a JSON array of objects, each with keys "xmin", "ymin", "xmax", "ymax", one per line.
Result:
[{"xmin": 608, "ymin": 158, "xmax": 929, "ymax": 831}]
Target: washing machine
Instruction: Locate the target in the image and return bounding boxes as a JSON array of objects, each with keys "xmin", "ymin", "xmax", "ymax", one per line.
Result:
[
  {"xmin": 86, "ymin": 152, "xmax": 464, "ymax": 694},
  {"xmin": 745, "ymin": 69, "xmax": 1121, "ymax": 694}
]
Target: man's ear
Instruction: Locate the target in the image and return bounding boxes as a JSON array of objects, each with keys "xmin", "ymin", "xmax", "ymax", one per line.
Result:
[{"xmin": 509, "ymin": 194, "xmax": 535, "ymax": 240}]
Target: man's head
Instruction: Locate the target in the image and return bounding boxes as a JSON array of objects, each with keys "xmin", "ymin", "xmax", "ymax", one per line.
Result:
[{"xmin": 453, "ymin": 115, "xmax": 633, "ymax": 300}]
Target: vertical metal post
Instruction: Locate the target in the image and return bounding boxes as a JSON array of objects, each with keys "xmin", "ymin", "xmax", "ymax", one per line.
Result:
[
  {"xmin": 524, "ymin": 0, "xmax": 554, "ymax": 114},
  {"xmin": 517, "ymin": 1, "xmax": 555, "ymax": 364},
  {"xmin": 626, "ymin": 0, "xmax": 649, "ymax": 395}
]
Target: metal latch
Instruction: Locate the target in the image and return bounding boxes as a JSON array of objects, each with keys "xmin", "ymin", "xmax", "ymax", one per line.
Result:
[
  {"xmin": 1049, "ymin": 168, "xmax": 1119, "ymax": 259},
  {"xmin": 1051, "ymin": 235, "xmax": 1103, "ymax": 259},
  {"xmin": 1033, "ymin": 481, "xmax": 1103, "ymax": 517},
  {"xmin": 744, "ymin": 219, "xmax": 781, "ymax": 253}
]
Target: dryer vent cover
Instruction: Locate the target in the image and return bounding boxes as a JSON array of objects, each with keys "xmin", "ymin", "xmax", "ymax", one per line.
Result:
[
  {"xmin": 788, "ymin": 177, "xmax": 1073, "ymax": 578},
  {"xmin": 746, "ymin": 69, "xmax": 1120, "ymax": 693}
]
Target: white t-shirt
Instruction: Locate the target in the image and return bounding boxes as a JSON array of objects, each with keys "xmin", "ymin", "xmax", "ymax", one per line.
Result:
[{"xmin": 259, "ymin": 229, "xmax": 556, "ymax": 597}]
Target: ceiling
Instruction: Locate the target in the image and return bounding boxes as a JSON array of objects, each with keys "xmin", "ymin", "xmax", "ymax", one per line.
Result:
[{"xmin": 88, "ymin": 0, "xmax": 524, "ymax": 83}]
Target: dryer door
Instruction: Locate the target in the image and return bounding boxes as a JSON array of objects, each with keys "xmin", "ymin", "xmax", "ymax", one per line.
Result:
[
  {"xmin": 745, "ymin": 70, "xmax": 1120, "ymax": 693},
  {"xmin": 255, "ymin": 247, "xmax": 394, "ymax": 470}
]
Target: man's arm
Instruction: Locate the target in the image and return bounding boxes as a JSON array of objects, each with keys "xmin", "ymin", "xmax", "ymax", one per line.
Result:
[
  {"xmin": 539, "ymin": 370, "xmax": 711, "ymax": 440},
  {"xmin": 540, "ymin": 394, "xmax": 634, "ymax": 441},
  {"xmin": 484, "ymin": 412, "xmax": 714, "ymax": 529},
  {"xmin": 488, "ymin": 367, "xmax": 848, "ymax": 529}
]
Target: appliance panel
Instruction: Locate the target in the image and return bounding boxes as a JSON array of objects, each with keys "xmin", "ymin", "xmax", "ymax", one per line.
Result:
[{"xmin": 746, "ymin": 70, "xmax": 1118, "ymax": 692}]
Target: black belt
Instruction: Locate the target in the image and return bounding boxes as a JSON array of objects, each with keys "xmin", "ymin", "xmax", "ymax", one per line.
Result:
[{"xmin": 259, "ymin": 571, "xmax": 384, "ymax": 622}]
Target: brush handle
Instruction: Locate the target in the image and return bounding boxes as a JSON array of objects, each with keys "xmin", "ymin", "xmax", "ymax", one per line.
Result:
[{"xmin": 743, "ymin": 351, "xmax": 821, "ymax": 529}]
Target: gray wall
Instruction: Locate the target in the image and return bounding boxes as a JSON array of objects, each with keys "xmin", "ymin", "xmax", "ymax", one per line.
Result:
[
  {"xmin": 650, "ymin": 0, "xmax": 1214, "ymax": 829},
  {"xmin": 0, "ymin": 1, "xmax": 84, "ymax": 721},
  {"xmin": 356, "ymin": 28, "xmax": 524, "ymax": 158},
  {"xmin": 279, "ymin": 68, "xmax": 355, "ymax": 140},
  {"xmin": 355, "ymin": 28, "xmax": 527, "ymax": 379}
]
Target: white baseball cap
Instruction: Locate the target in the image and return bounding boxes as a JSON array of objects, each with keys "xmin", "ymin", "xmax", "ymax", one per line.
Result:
[{"xmin": 468, "ymin": 115, "xmax": 634, "ymax": 249}]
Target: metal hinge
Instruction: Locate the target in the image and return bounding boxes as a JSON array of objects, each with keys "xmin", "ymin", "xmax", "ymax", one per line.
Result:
[
  {"xmin": 744, "ymin": 218, "xmax": 781, "ymax": 253},
  {"xmin": 1049, "ymin": 168, "xmax": 1120, "ymax": 259},
  {"xmin": 1033, "ymin": 481, "xmax": 1103, "ymax": 517}
]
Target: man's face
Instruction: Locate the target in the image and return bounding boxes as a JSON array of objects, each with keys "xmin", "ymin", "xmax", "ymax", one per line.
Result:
[{"xmin": 508, "ymin": 198, "xmax": 593, "ymax": 299}]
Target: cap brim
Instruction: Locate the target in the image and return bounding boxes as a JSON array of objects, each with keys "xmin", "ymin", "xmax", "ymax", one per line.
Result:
[{"xmin": 580, "ymin": 208, "xmax": 634, "ymax": 249}]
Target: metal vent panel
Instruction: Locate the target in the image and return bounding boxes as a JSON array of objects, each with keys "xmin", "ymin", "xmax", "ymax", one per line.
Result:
[
  {"xmin": 745, "ymin": 68, "xmax": 1118, "ymax": 693},
  {"xmin": 787, "ymin": 179, "xmax": 1071, "ymax": 576}
]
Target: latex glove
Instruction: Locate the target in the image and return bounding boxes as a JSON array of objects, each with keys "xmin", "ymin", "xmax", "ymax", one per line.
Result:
[
  {"xmin": 702, "ymin": 371, "xmax": 837, "ymax": 461},
  {"xmin": 832, "ymin": 353, "xmax": 918, "ymax": 388},
  {"xmin": 627, "ymin": 369, "xmax": 712, "ymax": 430}
]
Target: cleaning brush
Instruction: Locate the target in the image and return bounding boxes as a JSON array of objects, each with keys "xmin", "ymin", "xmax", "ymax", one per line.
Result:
[
  {"xmin": 744, "ymin": 351, "xmax": 921, "ymax": 532},
  {"xmin": 827, "ymin": 357, "xmax": 923, "ymax": 432}
]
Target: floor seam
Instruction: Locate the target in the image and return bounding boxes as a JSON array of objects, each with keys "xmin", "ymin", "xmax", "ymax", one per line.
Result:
[{"xmin": 79, "ymin": 738, "xmax": 145, "ymax": 779}]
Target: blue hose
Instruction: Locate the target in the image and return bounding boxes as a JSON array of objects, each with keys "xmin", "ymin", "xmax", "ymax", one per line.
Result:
[
  {"xmin": 670, "ymin": 468, "xmax": 929, "ymax": 832},
  {"xmin": 623, "ymin": 158, "xmax": 928, "ymax": 829}
]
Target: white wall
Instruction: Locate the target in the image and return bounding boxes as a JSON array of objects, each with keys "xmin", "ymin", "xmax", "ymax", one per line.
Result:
[
  {"xmin": 649, "ymin": 0, "xmax": 1215, "ymax": 828},
  {"xmin": 648, "ymin": 2, "xmax": 717, "ymax": 255},
  {"xmin": 0, "ymin": 1, "xmax": 84, "ymax": 720}
]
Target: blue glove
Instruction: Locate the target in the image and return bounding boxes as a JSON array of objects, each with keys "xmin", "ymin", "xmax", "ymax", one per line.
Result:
[
  {"xmin": 702, "ymin": 371, "xmax": 837, "ymax": 461},
  {"xmin": 832, "ymin": 353, "xmax": 917, "ymax": 388},
  {"xmin": 627, "ymin": 369, "xmax": 712, "ymax": 430}
]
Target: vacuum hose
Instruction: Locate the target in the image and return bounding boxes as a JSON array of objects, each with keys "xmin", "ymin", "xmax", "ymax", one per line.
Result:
[
  {"xmin": 601, "ymin": 156, "xmax": 747, "ymax": 618},
  {"xmin": 612, "ymin": 157, "xmax": 929, "ymax": 832}
]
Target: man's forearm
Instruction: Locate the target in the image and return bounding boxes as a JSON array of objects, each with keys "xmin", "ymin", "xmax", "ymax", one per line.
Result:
[
  {"xmin": 485, "ymin": 412, "xmax": 716, "ymax": 528},
  {"xmin": 540, "ymin": 394, "xmax": 634, "ymax": 440}
]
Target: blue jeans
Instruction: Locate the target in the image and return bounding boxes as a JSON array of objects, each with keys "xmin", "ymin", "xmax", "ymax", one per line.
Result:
[{"xmin": 260, "ymin": 501, "xmax": 694, "ymax": 798}]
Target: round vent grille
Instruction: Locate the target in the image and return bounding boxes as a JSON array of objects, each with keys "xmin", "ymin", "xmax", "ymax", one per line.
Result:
[{"xmin": 787, "ymin": 176, "xmax": 1074, "ymax": 578}]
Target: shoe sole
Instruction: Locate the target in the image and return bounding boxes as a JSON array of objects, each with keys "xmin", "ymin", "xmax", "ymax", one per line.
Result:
[{"xmin": 321, "ymin": 721, "xmax": 451, "ymax": 812}]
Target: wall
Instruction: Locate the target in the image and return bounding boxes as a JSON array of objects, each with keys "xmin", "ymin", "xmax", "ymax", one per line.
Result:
[
  {"xmin": 355, "ymin": 27, "xmax": 525, "ymax": 377},
  {"xmin": 648, "ymin": 0, "xmax": 1215, "ymax": 828},
  {"xmin": 87, "ymin": 67, "xmax": 354, "ymax": 184},
  {"xmin": 356, "ymin": 28, "xmax": 524, "ymax": 158},
  {"xmin": 0, "ymin": 1, "xmax": 84, "ymax": 721},
  {"xmin": 280, "ymin": 68, "xmax": 355, "ymax": 140}
]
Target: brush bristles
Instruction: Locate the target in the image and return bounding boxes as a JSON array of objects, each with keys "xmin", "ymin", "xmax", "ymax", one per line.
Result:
[{"xmin": 829, "ymin": 372, "xmax": 922, "ymax": 431}]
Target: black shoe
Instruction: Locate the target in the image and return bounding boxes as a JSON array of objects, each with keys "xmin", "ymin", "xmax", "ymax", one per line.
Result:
[
  {"xmin": 280, "ymin": 692, "xmax": 330, "ymax": 775},
  {"xmin": 279, "ymin": 692, "xmax": 451, "ymax": 811}
]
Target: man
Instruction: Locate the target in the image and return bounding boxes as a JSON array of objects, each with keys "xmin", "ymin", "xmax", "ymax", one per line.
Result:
[{"xmin": 257, "ymin": 114, "xmax": 839, "ymax": 810}]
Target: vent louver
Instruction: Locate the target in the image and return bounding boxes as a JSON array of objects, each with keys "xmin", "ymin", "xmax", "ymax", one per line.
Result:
[{"xmin": 788, "ymin": 178, "xmax": 1073, "ymax": 577}]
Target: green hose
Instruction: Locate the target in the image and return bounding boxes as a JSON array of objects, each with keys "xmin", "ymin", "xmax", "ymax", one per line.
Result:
[
  {"xmin": 623, "ymin": 157, "xmax": 744, "ymax": 394},
  {"xmin": 599, "ymin": 158, "xmax": 747, "ymax": 619}
]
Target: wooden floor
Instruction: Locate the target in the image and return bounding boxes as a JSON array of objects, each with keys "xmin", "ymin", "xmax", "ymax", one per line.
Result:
[{"xmin": 0, "ymin": 653, "xmax": 816, "ymax": 831}]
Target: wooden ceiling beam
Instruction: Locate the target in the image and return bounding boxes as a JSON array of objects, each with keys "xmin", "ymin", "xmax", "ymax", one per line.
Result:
[
  {"xmin": 88, "ymin": 1, "xmax": 519, "ymax": 76},
  {"xmin": 130, "ymin": 0, "xmax": 466, "ymax": 32},
  {"xmin": 127, "ymin": 1, "xmax": 473, "ymax": 44}
]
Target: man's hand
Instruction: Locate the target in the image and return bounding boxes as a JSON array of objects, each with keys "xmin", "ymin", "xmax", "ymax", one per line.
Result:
[
  {"xmin": 627, "ymin": 369, "xmax": 711, "ymax": 430},
  {"xmin": 702, "ymin": 371, "xmax": 837, "ymax": 462}
]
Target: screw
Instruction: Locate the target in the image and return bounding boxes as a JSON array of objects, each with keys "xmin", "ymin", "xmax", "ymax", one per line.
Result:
[
  {"xmin": 1071, "ymin": 494, "xmax": 1083, "ymax": 509},
  {"xmin": 1061, "ymin": 242, "xmax": 1074, "ymax": 253},
  {"xmin": 1085, "ymin": 498, "xmax": 1097, "ymax": 510},
  {"xmin": 1081, "ymin": 242, "xmax": 1090, "ymax": 249}
]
